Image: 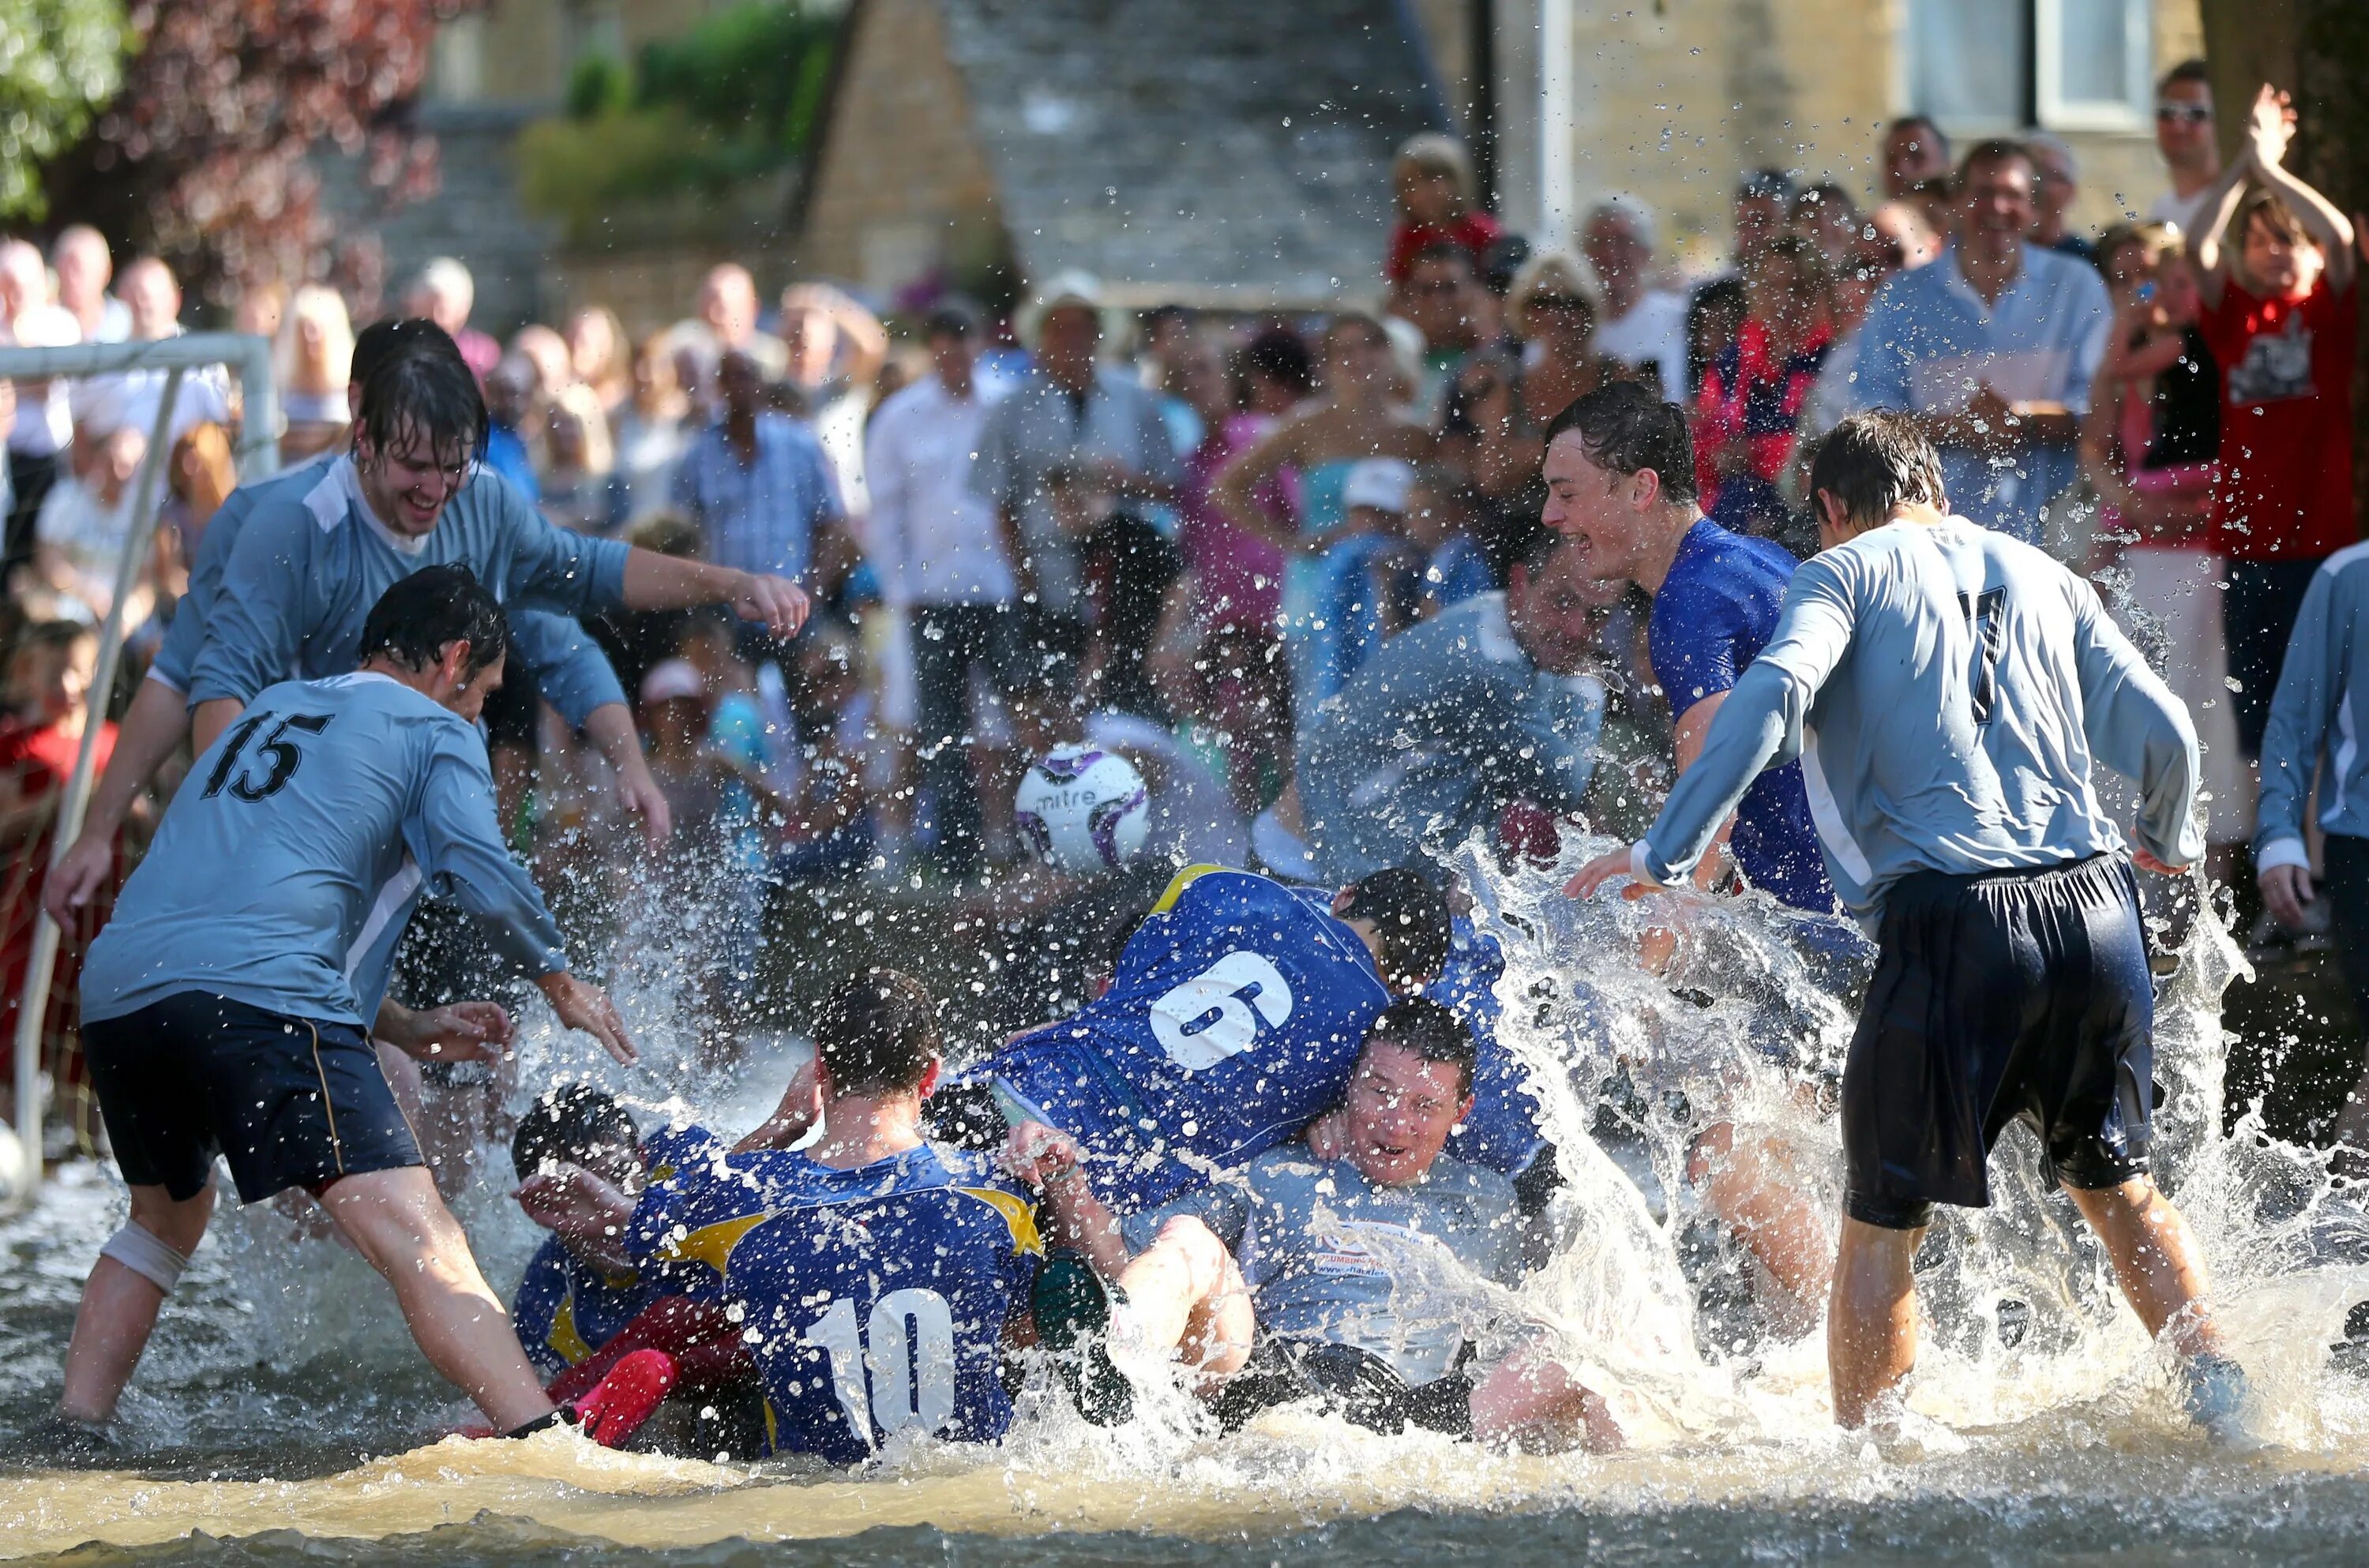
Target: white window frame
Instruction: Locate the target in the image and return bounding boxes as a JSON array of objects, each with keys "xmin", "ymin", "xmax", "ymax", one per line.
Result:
[{"xmin": 2035, "ymin": 0, "xmax": 2153, "ymax": 133}]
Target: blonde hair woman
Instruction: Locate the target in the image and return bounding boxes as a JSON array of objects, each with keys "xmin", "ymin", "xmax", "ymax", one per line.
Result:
[
  {"xmin": 540, "ymin": 381, "xmax": 623, "ymax": 535},
  {"xmin": 273, "ymin": 284, "xmax": 353, "ymax": 463}
]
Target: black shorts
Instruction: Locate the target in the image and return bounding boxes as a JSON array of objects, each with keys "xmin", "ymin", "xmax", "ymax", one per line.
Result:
[
  {"xmin": 84, "ymin": 992, "xmax": 424, "ymax": 1204},
  {"xmin": 1843, "ymin": 853, "xmax": 2154, "ymax": 1231},
  {"xmin": 1206, "ymin": 1338, "xmax": 1474, "ymax": 1439}
]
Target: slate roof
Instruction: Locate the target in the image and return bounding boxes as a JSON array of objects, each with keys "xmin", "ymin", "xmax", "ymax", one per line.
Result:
[{"xmin": 822, "ymin": 0, "xmax": 1451, "ymax": 308}]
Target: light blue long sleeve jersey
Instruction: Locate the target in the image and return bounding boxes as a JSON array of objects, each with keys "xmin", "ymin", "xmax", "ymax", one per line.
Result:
[
  {"xmin": 2257, "ymin": 542, "xmax": 2369, "ymax": 872},
  {"xmin": 152, "ymin": 457, "xmax": 625, "ymax": 725},
  {"xmin": 182, "ymin": 456, "xmax": 631, "ymax": 715},
  {"xmin": 1639, "ymin": 517, "xmax": 2202, "ymax": 926},
  {"xmin": 82, "ymin": 672, "xmax": 570, "ymax": 1027}
]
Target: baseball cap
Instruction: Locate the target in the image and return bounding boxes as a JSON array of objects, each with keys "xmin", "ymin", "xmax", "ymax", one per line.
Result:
[
  {"xmin": 1343, "ymin": 457, "xmax": 1415, "ymax": 515},
  {"xmin": 638, "ymin": 658, "xmax": 707, "ymax": 707}
]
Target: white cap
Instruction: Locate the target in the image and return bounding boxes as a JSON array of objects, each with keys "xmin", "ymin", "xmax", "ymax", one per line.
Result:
[
  {"xmin": 1343, "ymin": 457, "xmax": 1415, "ymax": 515},
  {"xmin": 639, "ymin": 658, "xmax": 707, "ymax": 707},
  {"xmin": 1022, "ymin": 270, "xmax": 1106, "ymax": 343}
]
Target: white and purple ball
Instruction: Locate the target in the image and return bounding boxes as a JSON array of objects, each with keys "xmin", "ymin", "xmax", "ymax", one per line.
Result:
[{"xmin": 1014, "ymin": 744, "xmax": 1150, "ymax": 872}]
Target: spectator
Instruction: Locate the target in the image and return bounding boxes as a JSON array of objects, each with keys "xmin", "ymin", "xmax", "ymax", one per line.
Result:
[
  {"xmin": 31, "ymin": 426, "xmax": 148, "ymax": 622},
  {"xmin": 540, "ymin": 383, "xmax": 625, "ymax": 535},
  {"xmin": 779, "ymin": 282, "xmax": 889, "ymax": 526},
  {"xmin": 566, "ymin": 306, "xmax": 632, "ymax": 418},
  {"xmin": 2025, "ymin": 134, "xmax": 2097, "ymax": 264},
  {"xmin": 2077, "ymin": 223, "xmax": 2250, "ymax": 868},
  {"xmin": 614, "ymin": 330, "xmax": 695, "ymax": 516},
  {"xmin": 1866, "ymin": 198, "xmax": 1944, "ymax": 271},
  {"xmin": 2147, "ymin": 59, "xmax": 2222, "ymax": 239},
  {"xmin": 1902, "ymin": 175, "xmax": 1958, "ymax": 244},
  {"xmin": 405, "ymin": 257, "xmax": 500, "ymax": 383},
  {"xmin": 694, "ymin": 262, "xmax": 787, "ymax": 381},
  {"xmin": 2, "ymin": 238, "xmax": 77, "ymax": 580},
  {"xmin": 71, "ymin": 257, "xmax": 232, "ymax": 446},
  {"xmin": 1695, "ymin": 235, "xmax": 1832, "ymax": 544},
  {"xmin": 1683, "ymin": 276, "xmax": 1747, "ymax": 400},
  {"xmin": 161, "ymin": 422, "xmax": 236, "ymax": 568},
  {"xmin": 1880, "ymin": 114, "xmax": 1953, "ymax": 200},
  {"xmin": 1583, "ymin": 196, "xmax": 1690, "ymax": 402},
  {"xmin": 1398, "ymin": 242, "xmax": 1491, "ymax": 396},
  {"xmin": 1076, "ymin": 481, "xmax": 1185, "ymax": 721},
  {"xmin": 1383, "ymin": 133, "xmax": 1504, "ymax": 296},
  {"xmin": 0, "ymin": 621, "xmax": 120, "ymax": 1148},
  {"xmin": 1507, "ymin": 249, "xmax": 1616, "ymax": 426},
  {"xmin": 1401, "ymin": 465, "xmax": 1492, "ymax": 619},
  {"xmin": 1851, "ymin": 138, "xmax": 2108, "ymax": 546},
  {"xmin": 1798, "ymin": 209, "xmax": 1914, "ymax": 445},
  {"xmin": 234, "ymin": 281, "xmax": 286, "ymax": 342},
  {"xmin": 1789, "ymin": 182, "xmax": 1861, "ymax": 266},
  {"xmin": 2190, "ymin": 85, "xmax": 2358, "ymax": 760},
  {"xmin": 1175, "ymin": 328, "xmax": 1301, "ymax": 637},
  {"xmin": 1214, "ymin": 311, "xmax": 1433, "ymax": 727},
  {"xmin": 974, "ymin": 274, "xmax": 1181, "ymax": 681},
  {"xmin": 51, "ymin": 226, "xmax": 126, "ymax": 344},
  {"xmin": 672, "ymin": 348, "xmax": 844, "ymax": 652},
  {"xmin": 773, "ymin": 617, "xmax": 883, "ymax": 883},
  {"xmin": 1286, "ymin": 530, "xmax": 1611, "ymax": 885},
  {"xmin": 480, "ymin": 352, "xmax": 544, "ymax": 505},
  {"xmin": 511, "ymin": 324, "xmax": 576, "ymax": 408},
  {"xmin": 274, "ymin": 283, "xmax": 355, "ymax": 464},
  {"xmin": 1725, "ymin": 169, "xmax": 1797, "ymax": 276},
  {"xmin": 864, "ymin": 302, "xmax": 1018, "ymax": 874}
]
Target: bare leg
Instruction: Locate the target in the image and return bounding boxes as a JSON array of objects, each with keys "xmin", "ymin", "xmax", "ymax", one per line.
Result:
[
  {"xmin": 1827, "ymin": 1217, "xmax": 1924, "ymax": 1428},
  {"xmin": 1468, "ymin": 1348, "xmax": 1625, "ymax": 1453},
  {"xmin": 58, "ymin": 1184, "xmax": 216, "ymax": 1424},
  {"xmin": 1111, "ymin": 1216, "xmax": 1256, "ymax": 1385},
  {"xmin": 317, "ymin": 1165, "xmax": 555, "ymax": 1431},
  {"xmin": 1690, "ymin": 1120, "xmax": 1832, "ymax": 1334},
  {"xmin": 2066, "ymin": 1177, "xmax": 2222, "ymax": 1358}
]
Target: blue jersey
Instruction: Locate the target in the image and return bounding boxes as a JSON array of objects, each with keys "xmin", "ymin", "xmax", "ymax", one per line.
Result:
[
  {"xmin": 511, "ymin": 1126, "xmax": 722, "ymax": 1378},
  {"xmin": 971, "ymin": 866, "xmax": 1393, "ymax": 1212},
  {"xmin": 81, "ymin": 672, "xmax": 569, "ymax": 1026},
  {"xmin": 1648, "ymin": 520, "xmax": 1838, "ymax": 913},
  {"xmin": 628, "ymin": 1137, "xmax": 1040, "ymax": 1465},
  {"xmin": 1429, "ymin": 917, "xmax": 1546, "ymax": 1179}
]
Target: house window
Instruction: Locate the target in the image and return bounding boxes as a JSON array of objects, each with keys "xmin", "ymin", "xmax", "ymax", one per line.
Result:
[{"xmin": 1907, "ymin": 0, "xmax": 2151, "ymax": 133}]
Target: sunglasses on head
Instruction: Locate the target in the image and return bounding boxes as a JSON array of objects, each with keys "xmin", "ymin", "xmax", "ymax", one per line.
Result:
[{"xmin": 2156, "ymin": 103, "xmax": 2212, "ymax": 124}]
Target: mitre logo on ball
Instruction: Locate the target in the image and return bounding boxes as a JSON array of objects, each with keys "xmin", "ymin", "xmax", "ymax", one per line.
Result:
[{"xmin": 1014, "ymin": 744, "xmax": 1151, "ymax": 872}]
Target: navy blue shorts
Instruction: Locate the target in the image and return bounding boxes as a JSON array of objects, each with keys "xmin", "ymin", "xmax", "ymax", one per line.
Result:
[
  {"xmin": 84, "ymin": 992, "xmax": 423, "ymax": 1204},
  {"xmin": 1843, "ymin": 854, "xmax": 2154, "ymax": 1230}
]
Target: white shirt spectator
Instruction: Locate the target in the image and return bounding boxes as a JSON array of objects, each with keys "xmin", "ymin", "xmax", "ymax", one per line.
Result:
[
  {"xmin": 1594, "ymin": 288, "xmax": 1690, "ymax": 403},
  {"xmin": 35, "ymin": 471, "xmax": 142, "ymax": 616},
  {"xmin": 863, "ymin": 372, "xmax": 1012, "ymax": 608},
  {"xmin": 6, "ymin": 300, "xmax": 80, "ymax": 457},
  {"xmin": 71, "ymin": 359, "xmax": 231, "ymax": 445}
]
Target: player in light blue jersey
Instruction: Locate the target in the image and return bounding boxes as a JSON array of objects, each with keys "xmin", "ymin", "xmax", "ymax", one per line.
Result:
[
  {"xmin": 1570, "ymin": 413, "xmax": 2244, "ymax": 1438},
  {"xmin": 54, "ymin": 568, "xmax": 638, "ymax": 1445},
  {"xmin": 925, "ymin": 865, "xmax": 1452, "ymax": 1214},
  {"xmin": 560, "ymin": 973, "xmax": 1043, "ymax": 1464},
  {"xmin": 44, "ymin": 331, "xmax": 811, "ymax": 922},
  {"xmin": 2256, "ymin": 540, "xmax": 2369, "ymax": 1168}
]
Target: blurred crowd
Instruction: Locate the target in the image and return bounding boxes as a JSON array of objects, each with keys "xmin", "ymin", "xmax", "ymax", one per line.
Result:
[{"xmin": 1, "ymin": 56, "xmax": 2360, "ymax": 1138}]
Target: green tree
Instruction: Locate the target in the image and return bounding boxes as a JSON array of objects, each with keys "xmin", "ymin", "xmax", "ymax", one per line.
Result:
[{"xmin": 0, "ymin": 0, "xmax": 127, "ymax": 219}]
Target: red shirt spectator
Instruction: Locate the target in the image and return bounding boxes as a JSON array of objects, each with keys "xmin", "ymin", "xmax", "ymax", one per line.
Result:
[
  {"xmin": 1384, "ymin": 211, "xmax": 1505, "ymax": 285},
  {"xmin": 1693, "ymin": 317, "xmax": 1832, "ymax": 509},
  {"xmin": 2201, "ymin": 275, "xmax": 2358, "ymax": 559}
]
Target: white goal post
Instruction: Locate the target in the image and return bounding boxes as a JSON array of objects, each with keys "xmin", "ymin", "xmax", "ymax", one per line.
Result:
[{"xmin": 2, "ymin": 334, "xmax": 279, "ymax": 1199}]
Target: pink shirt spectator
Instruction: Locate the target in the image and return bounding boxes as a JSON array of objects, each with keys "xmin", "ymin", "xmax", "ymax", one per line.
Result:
[{"xmin": 1182, "ymin": 412, "xmax": 1293, "ymax": 632}]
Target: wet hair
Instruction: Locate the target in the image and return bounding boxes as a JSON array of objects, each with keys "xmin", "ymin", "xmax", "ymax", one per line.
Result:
[
  {"xmin": 2160, "ymin": 58, "xmax": 2211, "ymax": 95},
  {"xmin": 1541, "ymin": 378, "xmax": 1698, "ymax": 504},
  {"xmin": 352, "ymin": 317, "xmax": 466, "ymax": 387},
  {"xmin": 357, "ymin": 564, "xmax": 509, "ymax": 680},
  {"xmin": 1338, "ymin": 868, "xmax": 1452, "ymax": 989},
  {"xmin": 1958, "ymin": 137, "xmax": 2034, "ymax": 186},
  {"xmin": 1242, "ymin": 327, "xmax": 1316, "ymax": 396},
  {"xmin": 1360, "ymin": 997, "xmax": 1476, "ymax": 1097},
  {"xmin": 813, "ymin": 970, "xmax": 941, "ymax": 1095},
  {"xmin": 511, "ymin": 1082, "xmax": 639, "ymax": 1184},
  {"xmin": 1808, "ymin": 411, "xmax": 1947, "ymax": 530},
  {"xmin": 355, "ymin": 343, "xmax": 490, "ymax": 470}
]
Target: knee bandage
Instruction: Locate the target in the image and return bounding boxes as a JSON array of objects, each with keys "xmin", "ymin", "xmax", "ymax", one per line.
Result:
[{"xmin": 102, "ymin": 1222, "xmax": 193, "ymax": 1294}]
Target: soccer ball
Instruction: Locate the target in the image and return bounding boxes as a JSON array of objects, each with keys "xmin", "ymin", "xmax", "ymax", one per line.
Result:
[{"xmin": 1015, "ymin": 745, "xmax": 1150, "ymax": 872}]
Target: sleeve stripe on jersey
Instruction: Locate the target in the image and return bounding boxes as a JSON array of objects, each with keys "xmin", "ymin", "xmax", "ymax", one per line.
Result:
[
  {"xmin": 957, "ymin": 1187, "xmax": 1046, "ymax": 1257},
  {"xmin": 1151, "ymin": 864, "xmax": 1230, "ymax": 914},
  {"xmin": 659, "ymin": 1210, "xmax": 774, "ymax": 1277},
  {"xmin": 547, "ymin": 1292, "xmax": 594, "ymax": 1366}
]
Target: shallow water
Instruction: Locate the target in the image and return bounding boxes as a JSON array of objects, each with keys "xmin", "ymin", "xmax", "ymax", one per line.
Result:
[{"xmin": 9, "ymin": 846, "xmax": 2369, "ymax": 1566}]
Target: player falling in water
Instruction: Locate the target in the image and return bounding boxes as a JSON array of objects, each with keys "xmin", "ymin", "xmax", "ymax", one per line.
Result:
[{"xmin": 1570, "ymin": 412, "xmax": 2247, "ymax": 1437}]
